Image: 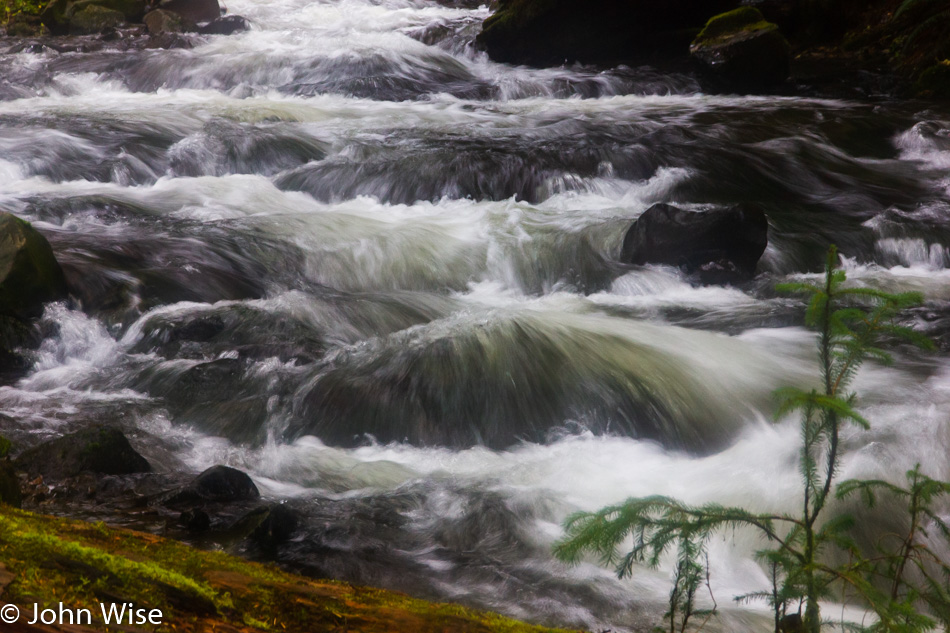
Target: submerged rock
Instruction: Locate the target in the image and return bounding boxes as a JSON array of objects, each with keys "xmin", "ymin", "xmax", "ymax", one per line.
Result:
[
  {"xmin": 0, "ymin": 213, "xmax": 67, "ymax": 321},
  {"xmin": 690, "ymin": 7, "xmax": 791, "ymax": 88},
  {"xmin": 14, "ymin": 426, "xmax": 152, "ymax": 481},
  {"xmin": 291, "ymin": 312, "xmax": 746, "ymax": 453},
  {"xmin": 620, "ymin": 202, "xmax": 769, "ymax": 284},
  {"xmin": 476, "ymin": 0, "xmax": 739, "ymax": 67}
]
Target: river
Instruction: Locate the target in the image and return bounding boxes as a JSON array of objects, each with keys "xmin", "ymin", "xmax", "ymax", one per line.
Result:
[{"xmin": 1, "ymin": 0, "xmax": 950, "ymax": 631}]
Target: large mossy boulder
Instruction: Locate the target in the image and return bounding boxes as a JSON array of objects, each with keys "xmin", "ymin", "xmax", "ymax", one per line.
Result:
[
  {"xmin": 0, "ymin": 213, "xmax": 67, "ymax": 322},
  {"xmin": 144, "ymin": 8, "xmax": 197, "ymax": 34},
  {"xmin": 475, "ymin": 0, "xmax": 740, "ymax": 67},
  {"xmin": 67, "ymin": 0, "xmax": 146, "ymax": 21},
  {"xmin": 690, "ymin": 7, "xmax": 791, "ymax": 88},
  {"xmin": 157, "ymin": 0, "xmax": 221, "ymax": 24},
  {"xmin": 68, "ymin": 4, "xmax": 125, "ymax": 34},
  {"xmin": 14, "ymin": 426, "xmax": 152, "ymax": 481},
  {"xmin": 620, "ymin": 202, "xmax": 769, "ymax": 284}
]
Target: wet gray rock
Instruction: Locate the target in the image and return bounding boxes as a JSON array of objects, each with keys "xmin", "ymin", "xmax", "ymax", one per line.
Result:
[
  {"xmin": 14, "ymin": 426, "xmax": 152, "ymax": 481},
  {"xmin": 621, "ymin": 202, "xmax": 769, "ymax": 284}
]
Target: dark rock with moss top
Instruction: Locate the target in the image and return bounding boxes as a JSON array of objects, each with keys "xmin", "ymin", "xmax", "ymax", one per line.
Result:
[
  {"xmin": 0, "ymin": 213, "xmax": 67, "ymax": 322},
  {"xmin": 68, "ymin": 4, "xmax": 126, "ymax": 33},
  {"xmin": 690, "ymin": 7, "xmax": 790, "ymax": 88},
  {"xmin": 476, "ymin": 0, "xmax": 740, "ymax": 67},
  {"xmin": 68, "ymin": 0, "xmax": 146, "ymax": 21},
  {"xmin": 157, "ymin": 0, "xmax": 221, "ymax": 23},
  {"xmin": 14, "ymin": 426, "xmax": 152, "ymax": 481}
]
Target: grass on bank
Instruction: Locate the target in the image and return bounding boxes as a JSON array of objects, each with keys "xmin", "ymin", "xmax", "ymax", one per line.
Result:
[
  {"xmin": 0, "ymin": 506, "xmax": 579, "ymax": 633},
  {"xmin": 2, "ymin": 0, "xmax": 45, "ymax": 23}
]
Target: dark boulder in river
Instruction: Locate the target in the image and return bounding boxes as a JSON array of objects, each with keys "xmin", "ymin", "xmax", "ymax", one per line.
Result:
[
  {"xmin": 690, "ymin": 7, "xmax": 791, "ymax": 88},
  {"xmin": 0, "ymin": 213, "xmax": 67, "ymax": 321},
  {"xmin": 169, "ymin": 465, "xmax": 260, "ymax": 504},
  {"xmin": 14, "ymin": 426, "xmax": 152, "ymax": 481},
  {"xmin": 475, "ymin": 0, "xmax": 740, "ymax": 67},
  {"xmin": 621, "ymin": 203, "xmax": 769, "ymax": 284}
]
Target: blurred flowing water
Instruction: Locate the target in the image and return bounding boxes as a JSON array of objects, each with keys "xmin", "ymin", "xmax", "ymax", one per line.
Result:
[{"xmin": 2, "ymin": 0, "xmax": 950, "ymax": 630}]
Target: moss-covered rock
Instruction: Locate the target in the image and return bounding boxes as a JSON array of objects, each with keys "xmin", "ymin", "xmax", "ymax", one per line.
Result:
[
  {"xmin": 690, "ymin": 7, "xmax": 790, "ymax": 88},
  {"xmin": 14, "ymin": 426, "xmax": 151, "ymax": 481},
  {"xmin": 157, "ymin": 0, "xmax": 221, "ymax": 24},
  {"xmin": 0, "ymin": 213, "xmax": 67, "ymax": 322},
  {"xmin": 475, "ymin": 0, "xmax": 740, "ymax": 67},
  {"xmin": 67, "ymin": 3, "xmax": 124, "ymax": 33},
  {"xmin": 143, "ymin": 8, "xmax": 196, "ymax": 34},
  {"xmin": 0, "ymin": 506, "xmax": 576, "ymax": 633},
  {"xmin": 67, "ymin": 0, "xmax": 146, "ymax": 21},
  {"xmin": 915, "ymin": 60, "xmax": 950, "ymax": 98}
]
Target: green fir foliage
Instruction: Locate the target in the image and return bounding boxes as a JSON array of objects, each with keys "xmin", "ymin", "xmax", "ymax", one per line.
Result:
[{"xmin": 554, "ymin": 246, "xmax": 946, "ymax": 633}]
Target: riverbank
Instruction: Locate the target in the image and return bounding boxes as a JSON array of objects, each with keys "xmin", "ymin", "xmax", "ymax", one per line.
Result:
[
  {"xmin": 473, "ymin": 0, "xmax": 949, "ymax": 100},
  {"xmin": 0, "ymin": 506, "xmax": 577, "ymax": 633}
]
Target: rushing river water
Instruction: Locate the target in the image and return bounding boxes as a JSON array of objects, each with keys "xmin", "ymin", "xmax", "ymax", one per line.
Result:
[{"xmin": 3, "ymin": 0, "xmax": 950, "ymax": 631}]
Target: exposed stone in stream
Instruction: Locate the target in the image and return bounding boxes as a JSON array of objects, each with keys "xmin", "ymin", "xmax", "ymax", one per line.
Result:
[
  {"xmin": 620, "ymin": 203, "xmax": 769, "ymax": 285},
  {"xmin": 14, "ymin": 426, "xmax": 152, "ymax": 480}
]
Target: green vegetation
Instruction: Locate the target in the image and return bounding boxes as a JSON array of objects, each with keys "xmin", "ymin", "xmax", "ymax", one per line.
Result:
[
  {"xmin": 692, "ymin": 7, "xmax": 776, "ymax": 46},
  {"xmin": 1, "ymin": 0, "xmax": 45, "ymax": 24},
  {"xmin": 554, "ymin": 247, "xmax": 948, "ymax": 633},
  {"xmin": 0, "ymin": 506, "xmax": 578, "ymax": 633}
]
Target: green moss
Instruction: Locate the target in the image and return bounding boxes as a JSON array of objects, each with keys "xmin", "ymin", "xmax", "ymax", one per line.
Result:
[
  {"xmin": 0, "ymin": 507, "xmax": 577, "ymax": 633},
  {"xmin": 915, "ymin": 60, "xmax": 950, "ymax": 98},
  {"xmin": 693, "ymin": 7, "xmax": 776, "ymax": 46},
  {"xmin": 1, "ymin": 0, "xmax": 45, "ymax": 21},
  {"xmin": 894, "ymin": 0, "xmax": 948, "ymax": 24}
]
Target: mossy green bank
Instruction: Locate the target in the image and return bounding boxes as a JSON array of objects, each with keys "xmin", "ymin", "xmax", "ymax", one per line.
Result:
[{"xmin": 0, "ymin": 507, "xmax": 580, "ymax": 633}]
